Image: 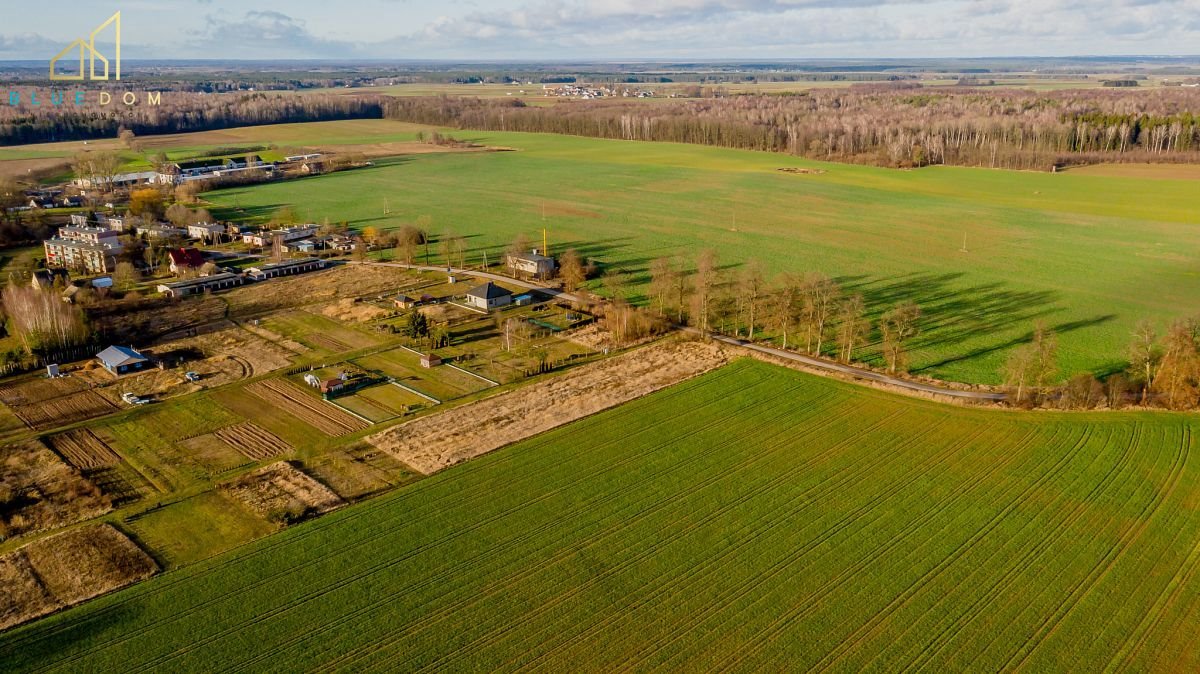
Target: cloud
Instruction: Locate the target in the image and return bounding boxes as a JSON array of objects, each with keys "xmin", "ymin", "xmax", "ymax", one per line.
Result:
[
  {"xmin": 0, "ymin": 32, "xmax": 62, "ymax": 59},
  {"xmin": 185, "ymin": 10, "xmax": 359, "ymax": 58}
]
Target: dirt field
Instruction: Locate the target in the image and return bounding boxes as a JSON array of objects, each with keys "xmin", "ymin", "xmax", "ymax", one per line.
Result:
[
  {"xmin": 321, "ymin": 298, "xmax": 390, "ymax": 323},
  {"xmin": 369, "ymin": 339, "xmax": 731, "ymax": 474},
  {"xmin": 0, "ymin": 376, "xmax": 87, "ymax": 407},
  {"xmin": 225, "ymin": 265, "xmax": 410, "ymax": 316},
  {"xmin": 8, "ymin": 390, "xmax": 118, "ymax": 430},
  {"xmin": 214, "ymin": 422, "xmax": 292, "ymax": 461},
  {"xmin": 0, "ymin": 440, "xmax": 112, "ymax": 540},
  {"xmin": 0, "ymin": 524, "xmax": 158, "ymax": 631},
  {"xmin": 223, "ymin": 462, "xmax": 345, "ymax": 523},
  {"xmin": 46, "ymin": 429, "xmax": 121, "ymax": 470},
  {"xmin": 91, "ymin": 297, "xmax": 227, "ymax": 344},
  {"xmin": 303, "ymin": 443, "xmax": 415, "ymax": 500},
  {"xmin": 246, "ymin": 380, "xmax": 370, "ymax": 436}
]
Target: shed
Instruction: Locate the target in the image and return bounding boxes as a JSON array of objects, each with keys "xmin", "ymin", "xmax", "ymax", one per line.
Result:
[
  {"xmin": 96, "ymin": 345, "xmax": 149, "ymax": 375},
  {"xmin": 420, "ymin": 353, "xmax": 442, "ymax": 368},
  {"xmin": 513, "ymin": 293, "xmax": 534, "ymax": 307},
  {"xmin": 464, "ymin": 282, "xmax": 512, "ymax": 311},
  {"xmin": 394, "ymin": 294, "xmax": 418, "ymax": 310}
]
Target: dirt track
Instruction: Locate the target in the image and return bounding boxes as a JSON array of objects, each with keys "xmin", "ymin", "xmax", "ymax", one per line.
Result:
[{"xmin": 369, "ymin": 339, "xmax": 729, "ymax": 474}]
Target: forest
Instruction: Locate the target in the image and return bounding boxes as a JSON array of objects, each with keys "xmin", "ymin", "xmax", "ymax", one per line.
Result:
[
  {"xmin": 384, "ymin": 86, "xmax": 1200, "ymax": 170},
  {"xmin": 0, "ymin": 91, "xmax": 384, "ymax": 145}
]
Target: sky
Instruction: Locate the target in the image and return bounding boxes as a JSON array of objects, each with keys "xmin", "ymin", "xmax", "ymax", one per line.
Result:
[{"xmin": 1, "ymin": 0, "xmax": 1199, "ymax": 61}]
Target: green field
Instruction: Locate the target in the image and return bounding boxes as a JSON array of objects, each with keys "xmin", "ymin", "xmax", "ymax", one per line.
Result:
[
  {"xmin": 4, "ymin": 359, "xmax": 1199, "ymax": 671},
  {"xmin": 203, "ymin": 124, "xmax": 1200, "ymax": 384}
]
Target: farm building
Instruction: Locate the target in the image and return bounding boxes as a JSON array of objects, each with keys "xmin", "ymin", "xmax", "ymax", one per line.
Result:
[
  {"xmin": 245, "ymin": 257, "xmax": 326, "ymax": 281},
  {"xmin": 506, "ymin": 251, "xmax": 556, "ymax": 280},
  {"xmin": 157, "ymin": 272, "xmax": 245, "ymax": 298},
  {"xmin": 320, "ymin": 378, "xmax": 346, "ymax": 395},
  {"xmin": 96, "ymin": 345, "xmax": 150, "ymax": 376},
  {"xmin": 394, "ymin": 295, "xmax": 418, "ymax": 310},
  {"xmin": 465, "ymin": 282, "xmax": 513, "ymax": 311},
  {"xmin": 167, "ymin": 248, "xmax": 206, "ymax": 274}
]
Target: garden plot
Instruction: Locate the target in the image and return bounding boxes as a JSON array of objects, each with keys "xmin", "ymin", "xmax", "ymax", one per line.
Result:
[
  {"xmin": 0, "ymin": 376, "xmax": 87, "ymax": 406},
  {"xmin": 214, "ymin": 423, "xmax": 292, "ymax": 462},
  {"xmin": 126, "ymin": 492, "xmax": 275, "ymax": 568},
  {"xmin": 8, "ymin": 389, "xmax": 117, "ymax": 431},
  {"xmin": 45, "ymin": 429, "xmax": 154, "ymax": 507},
  {"xmin": 223, "ymin": 462, "xmax": 345, "ymax": 524},
  {"xmin": 302, "ymin": 444, "xmax": 416, "ymax": 501},
  {"xmin": 353, "ymin": 347, "xmax": 494, "ymax": 401},
  {"xmin": 257, "ymin": 310, "xmax": 379, "ymax": 355},
  {"xmin": 0, "ymin": 440, "xmax": 112, "ymax": 540},
  {"xmin": 103, "ymin": 398, "xmax": 247, "ymax": 490},
  {"xmin": 0, "ymin": 524, "xmax": 157, "ymax": 631},
  {"xmin": 245, "ymin": 380, "xmax": 370, "ymax": 436}
]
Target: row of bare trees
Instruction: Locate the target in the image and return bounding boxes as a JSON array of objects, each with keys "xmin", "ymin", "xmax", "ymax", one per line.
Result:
[
  {"xmin": 384, "ymin": 88, "xmax": 1200, "ymax": 170},
  {"xmin": 640, "ymin": 250, "xmax": 923, "ymax": 374},
  {"xmin": 0, "ymin": 285, "xmax": 91, "ymax": 356}
]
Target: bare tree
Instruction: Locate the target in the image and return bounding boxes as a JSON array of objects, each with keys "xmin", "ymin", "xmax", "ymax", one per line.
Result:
[
  {"xmin": 767, "ymin": 273, "xmax": 800, "ymax": 349},
  {"xmin": 648, "ymin": 257, "xmax": 674, "ymax": 317},
  {"xmin": 1151, "ymin": 319, "xmax": 1200, "ymax": 410},
  {"xmin": 879, "ymin": 301, "xmax": 921, "ymax": 375},
  {"xmin": 1002, "ymin": 322, "xmax": 1058, "ymax": 404},
  {"xmin": 801, "ymin": 272, "xmax": 840, "ymax": 355},
  {"xmin": 835, "ymin": 293, "xmax": 869, "ymax": 363},
  {"xmin": 738, "ymin": 259, "xmax": 766, "ymax": 340},
  {"xmin": 1128, "ymin": 320, "xmax": 1162, "ymax": 405},
  {"xmin": 690, "ymin": 249, "xmax": 718, "ymax": 332}
]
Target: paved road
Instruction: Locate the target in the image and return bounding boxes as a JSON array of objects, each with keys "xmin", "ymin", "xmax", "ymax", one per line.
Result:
[{"xmin": 355, "ymin": 260, "xmax": 1006, "ymax": 403}]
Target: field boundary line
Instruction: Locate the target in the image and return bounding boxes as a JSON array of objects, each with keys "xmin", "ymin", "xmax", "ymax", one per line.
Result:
[
  {"xmin": 324, "ymin": 399, "xmax": 374, "ymax": 425},
  {"xmin": 388, "ymin": 380, "xmax": 440, "ymax": 405}
]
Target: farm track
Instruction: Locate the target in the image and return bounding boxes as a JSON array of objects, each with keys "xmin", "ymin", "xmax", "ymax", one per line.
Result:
[
  {"xmin": 245, "ymin": 380, "xmax": 368, "ymax": 436},
  {"xmin": 17, "ymin": 364, "xmax": 770, "ymax": 672}
]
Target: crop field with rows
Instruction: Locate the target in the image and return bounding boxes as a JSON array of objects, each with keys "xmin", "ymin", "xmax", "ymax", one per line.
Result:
[{"xmin": 2, "ymin": 360, "xmax": 1199, "ymax": 671}]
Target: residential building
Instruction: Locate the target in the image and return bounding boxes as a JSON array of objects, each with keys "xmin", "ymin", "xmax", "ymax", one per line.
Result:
[
  {"xmin": 506, "ymin": 250, "xmax": 557, "ymax": 280},
  {"xmin": 187, "ymin": 222, "xmax": 226, "ymax": 242},
  {"xmin": 43, "ymin": 226, "xmax": 124, "ymax": 274},
  {"xmin": 464, "ymin": 282, "xmax": 513, "ymax": 311},
  {"xmin": 30, "ymin": 268, "xmax": 69, "ymax": 290},
  {"xmin": 137, "ymin": 224, "xmax": 187, "ymax": 240},
  {"xmin": 96, "ymin": 345, "xmax": 150, "ymax": 376},
  {"xmin": 157, "ymin": 272, "xmax": 244, "ymax": 298},
  {"xmin": 166, "ymin": 248, "xmax": 206, "ymax": 274},
  {"xmin": 242, "ymin": 225, "xmax": 318, "ymax": 247}
]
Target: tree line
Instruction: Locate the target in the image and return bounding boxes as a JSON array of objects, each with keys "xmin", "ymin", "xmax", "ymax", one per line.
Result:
[
  {"xmin": 0, "ymin": 91, "xmax": 384, "ymax": 145},
  {"xmin": 383, "ymin": 87, "xmax": 1200, "ymax": 170}
]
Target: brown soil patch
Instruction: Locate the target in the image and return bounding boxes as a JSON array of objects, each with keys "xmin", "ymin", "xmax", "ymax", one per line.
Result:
[
  {"xmin": 369, "ymin": 339, "xmax": 730, "ymax": 474},
  {"xmin": 225, "ymin": 265, "xmax": 408, "ymax": 315},
  {"xmin": 777, "ymin": 167, "xmax": 827, "ymax": 175},
  {"xmin": 91, "ymin": 297, "xmax": 227, "ymax": 344},
  {"xmin": 0, "ymin": 376, "xmax": 88, "ymax": 407},
  {"xmin": 246, "ymin": 380, "xmax": 370, "ymax": 436},
  {"xmin": 304, "ymin": 333, "xmax": 351, "ymax": 353},
  {"xmin": 321, "ymin": 298, "xmax": 389, "ymax": 323},
  {"xmin": 0, "ymin": 524, "xmax": 158, "ymax": 631},
  {"xmin": 528, "ymin": 202, "xmax": 602, "ymax": 219},
  {"xmin": 1066, "ymin": 163, "xmax": 1200, "ymax": 180},
  {"xmin": 223, "ymin": 462, "xmax": 345, "ymax": 524},
  {"xmin": 0, "ymin": 157, "xmax": 70, "ymax": 182},
  {"xmin": 46, "ymin": 429, "xmax": 120, "ymax": 470},
  {"xmin": 10, "ymin": 390, "xmax": 118, "ymax": 430},
  {"xmin": 1, "ymin": 440, "xmax": 112, "ymax": 540},
  {"xmin": 215, "ymin": 422, "xmax": 291, "ymax": 461}
]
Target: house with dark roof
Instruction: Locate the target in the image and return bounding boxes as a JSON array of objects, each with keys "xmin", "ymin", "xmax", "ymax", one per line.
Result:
[
  {"xmin": 167, "ymin": 248, "xmax": 206, "ymax": 274},
  {"xmin": 30, "ymin": 268, "xmax": 69, "ymax": 290},
  {"xmin": 96, "ymin": 345, "xmax": 150, "ymax": 375},
  {"xmin": 464, "ymin": 282, "xmax": 513, "ymax": 311}
]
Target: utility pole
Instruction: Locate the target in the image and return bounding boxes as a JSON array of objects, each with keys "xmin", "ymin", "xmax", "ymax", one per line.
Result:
[{"xmin": 960, "ymin": 232, "xmax": 969, "ymax": 253}]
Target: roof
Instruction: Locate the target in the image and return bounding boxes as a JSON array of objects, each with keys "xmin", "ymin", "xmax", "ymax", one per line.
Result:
[
  {"xmin": 466, "ymin": 282, "xmax": 512, "ymax": 300},
  {"xmin": 96, "ymin": 345, "xmax": 148, "ymax": 368},
  {"xmin": 511, "ymin": 251, "xmax": 554, "ymax": 263},
  {"xmin": 167, "ymin": 248, "xmax": 205, "ymax": 269}
]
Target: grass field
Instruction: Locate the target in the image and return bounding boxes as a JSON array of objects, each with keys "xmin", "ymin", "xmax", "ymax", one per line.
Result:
[
  {"xmin": 3, "ymin": 359, "xmax": 1199, "ymax": 671},
  {"xmin": 201, "ymin": 124, "xmax": 1200, "ymax": 384}
]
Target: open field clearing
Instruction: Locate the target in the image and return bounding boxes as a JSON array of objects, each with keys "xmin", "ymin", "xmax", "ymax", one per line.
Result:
[
  {"xmin": 0, "ymin": 525, "xmax": 157, "ymax": 632},
  {"xmin": 203, "ymin": 123, "xmax": 1200, "ymax": 384},
  {"xmin": 126, "ymin": 492, "xmax": 276, "ymax": 569},
  {"xmin": 222, "ymin": 462, "xmax": 345, "ymax": 524},
  {"xmin": 370, "ymin": 339, "xmax": 730, "ymax": 473},
  {"xmin": 0, "ymin": 440, "xmax": 111, "ymax": 541},
  {"xmin": 302, "ymin": 443, "xmax": 416, "ymax": 501},
  {"xmin": 5, "ymin": 359, "xmax": 1200, "ymax": 670}
]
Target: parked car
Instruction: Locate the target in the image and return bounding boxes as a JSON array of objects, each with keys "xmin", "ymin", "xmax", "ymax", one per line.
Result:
[
  {"xmin": 121, "ymin": 392, "xmax": 148, "ymax": 405},
  {"xmin": 184, "ymin": 371, "xmax": 201, "ymax": 382}
]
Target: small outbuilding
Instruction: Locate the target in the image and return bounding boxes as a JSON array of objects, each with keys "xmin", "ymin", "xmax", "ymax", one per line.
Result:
[
  {"xmin": 96, "ymin": 345, "xmax": 150, "ymax": 376},
  {"xmin": 420, "ymin": 353, "xmax": 442, "ymax": 368},
  {"xmin": 394, "ymin": 294, "xmax": 418, "ymax": 310},
  {"xmin": 464, "ymin": 282, "xmax": 512, "ymax": 312}
]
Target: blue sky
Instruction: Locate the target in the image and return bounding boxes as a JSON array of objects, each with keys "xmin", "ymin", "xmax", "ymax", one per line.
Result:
[{"xmin": 2, "ymin": 0, "xmax": 1199, "ymax": 60}]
